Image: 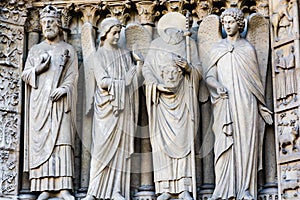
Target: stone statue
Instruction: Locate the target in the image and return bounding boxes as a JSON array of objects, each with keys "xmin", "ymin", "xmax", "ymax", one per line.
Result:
[
  {"xmin": 285, "ymin": 45, "xmax": 297, "ymax": 102},
  {"xmin": 21, "ymin": 5, "xmax": 78, "ymax": 200},
  {"xmin": 271, "ymin": 0, "xmax": 293, "ymax": 41},
  {"xmin": 143, "ymin": 12, "xmax": 201, "ymax": 200},
  {"xmin": 199, "ymin": 8, "xmax": 273, "ymax": 200},
  {"xmin": 275, "ymin": 49, "xmax": 287, "ymax": 105},
  {"xmin": 81, "ymin": 17, "xmax": 143, "ymax": 200}
]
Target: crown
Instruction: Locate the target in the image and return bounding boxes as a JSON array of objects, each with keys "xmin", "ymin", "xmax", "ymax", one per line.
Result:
[{"xmin": 40, "ymin": 5, "xmax": 61, "ymax": 19}]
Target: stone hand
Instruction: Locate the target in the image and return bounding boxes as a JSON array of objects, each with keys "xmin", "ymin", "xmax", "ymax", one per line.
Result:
[
  {"xmin": 132, "ymin": 49, "xmax": 144, "ymax": 62},
  {"xmin": 157, "ymin": 84, "xmax": 171, "ymax": 93},
  {"xmin": 259, "ymin": 105, "xmax": 273, "ymax": 125},
  {"xmin": 50, "ymin": 88, "xmax": 67, "ymax": 101},
  {"xmin": 217, "ymin": 85, "xmax": 228, "ymax": 99},
  {"xmin": 35, "ymin": 52, "xmax": 51, "ymax": 75},
  {"xmin": 175, "ymin": 56, "xmax": 190, "ymax": 72},
  {"xmin": 125, "ymin": 67, "xmax": 137, "ymax": 86}
]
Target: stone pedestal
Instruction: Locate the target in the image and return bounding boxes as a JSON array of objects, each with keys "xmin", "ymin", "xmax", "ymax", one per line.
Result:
[
  {"xmin": 134, "ymin": 185, "xmax": 156, "ymax": 200},
  {"xmin": 258, "ymin": 182, "xmax": 278, "ymax": 200},
  {"xmin": 198, "ymin": 184, "xmax": 214, "ymax": 200}
]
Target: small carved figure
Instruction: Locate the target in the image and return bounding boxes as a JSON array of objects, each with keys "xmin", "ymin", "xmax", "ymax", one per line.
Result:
[
  {"xmin": 275, "ymin": 49, "xmax": 287, "ymax": 106},
  {"xmin": 202, "ymin": 8, "xmax": 273, "ymax": 200},
  {"xmin": 271, "ymin": 0, "xmax": 293, "ymax": 41},
  {"xmin": 285, "ymin": 45, "xmax": 297, "ymax": 101},
  {"xmin": 143, "ymin": 12, "xmax": 201, "ymax": 200},
  {"xmin": 21, "ymin": 5, "xmax": 78, "ymax": 200},
  {"xmin": 81, "ymin": 18, "xmax": 142, "ymax": 200}
]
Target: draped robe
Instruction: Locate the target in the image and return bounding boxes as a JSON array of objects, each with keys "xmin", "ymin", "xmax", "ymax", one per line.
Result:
[
  {"xmin": 143, "ymin": 37, "xmax": 201, "ymax": 196},
  {"xmin": 22, "ymin": 40, "xmax": 78, "ymax": 191},
  {"xmin": 86, "ymin": 47, "xmax": 139, "ymax": 200},
  {"xmin": 205, "ymin": 38, "xmax": 266, "ymax": 200}
]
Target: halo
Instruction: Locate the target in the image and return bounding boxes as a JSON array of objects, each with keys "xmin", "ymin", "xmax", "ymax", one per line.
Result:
[{"xmin": 157, "ymin": 12, "xmax": 186, "ymax": 38}]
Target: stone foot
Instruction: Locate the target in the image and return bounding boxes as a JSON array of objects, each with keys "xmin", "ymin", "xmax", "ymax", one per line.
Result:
[
  {"xmin": 82, "ymin": 194, "xmax": 95, "ymax": 200},
  {"xmin": 112, "ymin": 192, "xmax": 126, "ymax": 200},
  {"xmin": 59, "ymin": 190, "xmax": 75, "ymax": 200},
  {"xmin": 178, "ymin": 191, "xmax": 193, "ymax": 200},
  {"xmin": 157, "ymin": 192, "xmax": 171, "ymax": 200},
  {"xmin": 37, "ymin": 191, "xmax": 50, "ymax": 200}
]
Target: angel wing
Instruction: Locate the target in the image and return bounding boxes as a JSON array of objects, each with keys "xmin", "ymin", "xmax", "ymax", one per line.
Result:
[
  {"xmin": 125, "ymin": 23, "xmax": 152, "ymax": 59},
  {"xmin": 197, "ymin": 14, "xmax": 222, "ymax": 102},
  {"xmin": 245, "ymin": 13, "xmax": 270, "ymax": 171},
  {"xmin": 246, "ymin": 13, "xmax": 269, "ymax": 89},
  {"xmin": 81, "ymin": 22, "xmax": 97, "ymax": 114}
]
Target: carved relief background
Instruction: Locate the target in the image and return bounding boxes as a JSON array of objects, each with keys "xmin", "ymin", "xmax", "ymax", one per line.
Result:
[
  {"xmin": 0, "ymin": 0, "xmax": 29, "ymax": 197},
  {"xmin": 271, "ymin": 0, "xmax": 300, "ymax": 199}
]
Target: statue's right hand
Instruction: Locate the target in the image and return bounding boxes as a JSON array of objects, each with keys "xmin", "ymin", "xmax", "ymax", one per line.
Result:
[
  {"xmin": 35, "ymin": 53, "xmax": 51, "ymax": 75},
  {"xmin": 217, "ymin": 86, "xmax": 228, "ymax": 99},
  {"xmin": 157, "ymin": 84, "xmax": 171, "ymax": 93}
]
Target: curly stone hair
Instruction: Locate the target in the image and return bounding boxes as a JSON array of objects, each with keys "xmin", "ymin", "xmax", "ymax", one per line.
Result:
[{"xmin": 221, "ymin": 8, "xmax": 245, "ymax": 33}]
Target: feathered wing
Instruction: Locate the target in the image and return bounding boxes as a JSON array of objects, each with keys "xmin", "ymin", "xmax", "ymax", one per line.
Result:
[
  {"xmin": 81, "ymin": 22, "xmax": 96, "ymax": 114},
  {"xmin": 125, "ymin": 23, "xmax": 152, "ymax": 59},
  {"xmin": 246, "ymin": 13, "xmax": 269, "ymax": 89},
  {"xmin": 125, "ymin": 23, "xmax": 152, "ymax": 126},
  {"xmin": 197, "ymin": 14, "xmax": 222, "ymax": 102},
  {"xmin": 246, "ymin": 13, "xmax": 270, "ymax": 171}
]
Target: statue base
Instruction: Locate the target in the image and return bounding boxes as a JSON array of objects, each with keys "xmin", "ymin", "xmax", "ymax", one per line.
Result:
[
  {"xmin": 198, "ymin": 184, "xmax": 214, "ymax": 200},
  {"xmin": 258, "ymin": 182, "xmax": 278, "ymax": 200},
  {"xmin": 134, "ymin": 185, "xmax": 156, "ymax": 200},
  {"xmin": 18, "ymin": 189, "xmax": 36, "ymax": 200}
]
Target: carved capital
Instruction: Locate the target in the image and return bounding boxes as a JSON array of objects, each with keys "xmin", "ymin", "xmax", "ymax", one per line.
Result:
[
  {"xmin": 192, "ymin": 0, "xmax": 215, "ymax": 23},
  {"xmin": 250, "ymin": 0, "xmax": 269, "ymax": 18},
  {"xmin": 160, "ymin": 0, "xmax": 188, "ymax": 14},
  {"xmin": 220, "ymin": 0, "xmax": 249, "ymax": 10},
  {"xmin": 75, "ymin": 4, "xmax": 101, "ymax": 26},
  {"xmin": 102, "ymin": 1, "xmax": 132, "ymax": 24},
  {"xmin": 61, "ymin": 3, "xmax": 75, "ymax": 30},
  {"xmin": 135, "ymin": 1, "xmax": 160, "ymax": 25},
  {"xmin": 25, "ymin": 9, "xmax": 40, "ymax": 32}
]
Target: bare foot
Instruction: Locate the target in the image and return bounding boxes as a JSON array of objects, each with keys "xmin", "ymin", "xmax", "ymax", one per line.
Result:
[
  {"xmin": 82, "ymin": 194, "xmax": 95, "ymax": 200},
  {"xmin": 178, "ymin": 191, "xmax": 193, "ymax": 200},
  {"xmin": 59, "ymin": 190, "xmax": 75, "ymax": 200},
  {"xmin": 157, "ymin": 192, "xmax": 171, "ymax": 200},
  {"xmin": 112, "ymin": 192, "xmax": 126, "ymax": 200},
  {"xmin": 37, "ymin": 191, "xmax": 50, "ymax": 200}
]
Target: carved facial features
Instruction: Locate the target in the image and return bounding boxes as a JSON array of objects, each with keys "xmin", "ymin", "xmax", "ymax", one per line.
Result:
[
  {"xmin": 164, "ymin": 27, "xmax": 184, "ymax": 45},
  {"xmin": 105, "ymin": 25, "xmax": 121, "ymax": 46},
  {"xmin": 161, "ymin": 65, "xmax": 183, "ymax": 89},
  {"xmin": 223, "ymin": 15, "xmax": 239, "ymax": 37},
  {"xmin": 41, "ymin": 17, "xmax": 60, "ymax": 41}
]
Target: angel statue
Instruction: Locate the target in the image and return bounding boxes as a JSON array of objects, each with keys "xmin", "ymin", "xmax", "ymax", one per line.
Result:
[
  {"xmin": 198, "ymin": 8, "xmax": 273, "ymax": 200},
  {"xmin": 143, "ymin": 12, "xmax": 202, "ymax": 200},
  {"xmin": 80, "ymin": 17, "xmax": 144, "ymax": 200}
]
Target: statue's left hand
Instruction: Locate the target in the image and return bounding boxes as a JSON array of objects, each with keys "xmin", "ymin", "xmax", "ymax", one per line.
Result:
[
  {"xmin": 50, "ymin": 88, "xmax": 67, "ymax": 101},
  {"xmin": 259, "ymin": 104, "xmax": 273, "ymax": 125}
]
